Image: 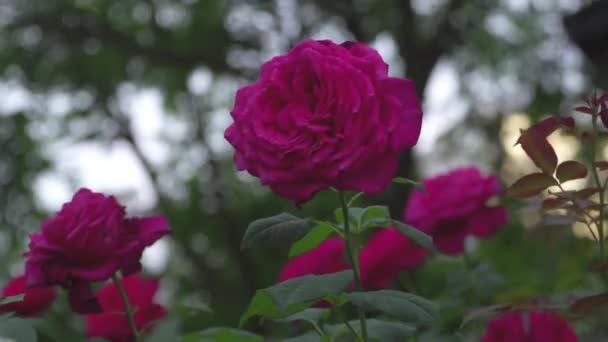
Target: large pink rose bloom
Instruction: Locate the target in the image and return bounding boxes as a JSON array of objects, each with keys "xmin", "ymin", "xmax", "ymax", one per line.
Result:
[
  {"xmin": 404, "ymin": 167, "xmax": 507, "ymax": 255},
  {"xmin": 225, "ymin": 39, "xmax": 422, "ymax": 204},
  {"xmin": 25, "ymin": 188, "xmax": 170, "ymax": 313},
  {"xmin": 0, "ymin": 275, "xmax": 56, "ymax": 317},
  {"xmin": 85, "ymin": 275, "xmax": 166, "ymax": 342},
  {"xmin": 482, "ymin": 311, "xmax": 578, "ymax": 342},
  {"xmin": 279, "ymin": 228, "xmax": 425, "ymax": 289}
]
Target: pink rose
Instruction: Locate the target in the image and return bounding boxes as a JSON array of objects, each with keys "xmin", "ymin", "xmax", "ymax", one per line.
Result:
[
  {"xmin": 85, "ymin": 275, "xmax": 166, "ymax": 342},
  {"xmin": 404, "ymin": 167, "xmax": 507, "ymax": 255},
  {"xmin": 0, "ymin": 275, "xmax": 55, "ymax": 317},
  {"xmin": 24, "ymin": 188, "xmax": 170, "ymax": 313},
  {"xmin": 359, "ymin": 227, "xmax": 427, "ymax": 289},
  {"xmin": 279, "ymin": 228, "xmax": 425, "ymax": 290},
  {"xmin": 225, "ymin": 39, "xmax": 422, "ymax": 204},
  {"xmin": 482, "ymin": 311, "xmax": 578, "ymax": 342}
]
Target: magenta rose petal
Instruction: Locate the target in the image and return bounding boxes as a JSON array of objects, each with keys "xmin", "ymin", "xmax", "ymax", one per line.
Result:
[
  {"xmin": 468, "ymin": 207, "xmax": 509, "ymax": 238},
  {"xmin": 133, "ymin": 216, "xmax": 171, "ymax": 247},
  {"xmin": 224, "ymin": 39, "xmax": 422, "ymax": 204}
]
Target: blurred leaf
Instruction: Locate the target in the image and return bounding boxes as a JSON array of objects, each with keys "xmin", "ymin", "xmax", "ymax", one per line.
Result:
[
  {"xmin": 460, "ymin": 304, "xmax": 511, "ymax": 328},
  {"xmin": 241, "ymin": 213, "xmax": 313, "ymax": 249},
  {"xmin": 556, "ymin": 161, "xmax": 587, "ymax": 183},
  {"xmin": 593, "ymin": 161, "xmax": 608, "ymax": 170},
  {"xmin": 289, "ymin": 223, "xmax": 335, "ymax": 257},
  {"xmin": 0, "ymin": 294, "xmax": 24, "ymax": 305},
  {"xmin": 542, "ymin": 197, "xmax": 569, "ymax": 210},
  {"xmin": 539, "ymin": 215, "xmax": 577, "ymax": 227},
  {"xmin": 393, "ymin": 177, "xmax": 425, "ymax": 192},
  {"xmin": 266, "ymin": 270, "xmax": 353, "ymax": 311},
  {"xmin": 348, "ymin": 290, "xmax": 439, "ymax": 324},
  {"xmin": 273, "ymin": 308, "xmax": 329, "ymax": 324},
  {"xmin": 147, "ymin": 318, "xmax": 180, "ymax": 342},
  {"xmin": 516, "ymin": 129, "xmax": 558, "ymax": 175},
  {"xmin": 0, "ymin": 318, "xmax": 37, "ymax": 342},
  {"xmin": 239, "ymin": 291, "xmax": 304, "ymax": 327},
  {"xmin": 392, "ymin": 220, "xmax": 434, "ymax": 250},
  {"xmin": 334, "ymin": 206, "xmax": 391, "ymax": 233},
  {"xmin": 333, "ymin": 319, "xmax": 416, "ymax": 341},
  {"xmin": 570, "ymin": 292, "xmax": 608, "ymax": 315},
  {"xmin": 182, "ymin": 328, "xmax": 262, "ymax": 342},
  {"xmin": 506, "ymin": 173, "xmax": 557, "ymax": 198}
]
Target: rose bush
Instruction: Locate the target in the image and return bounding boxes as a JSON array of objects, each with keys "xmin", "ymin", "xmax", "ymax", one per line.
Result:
[
  {"xmin": 84, "ymin": 275, "xmax": 166, "ymax": 342},
  {"xmin": 225, "ymin": 39, "xmax": 422, "ymax": 204},
  {"xmin": 0, "ymin": 275, "xmax": 55, "ymax": 317},
  {"xmin": 279, "ymin": 227, "xmax": 426, "ymax": 289},
  {"xmin": 24, "ymin": 188, "xmax": 170, "ymax": 313},
  {"xmin": 404, "ymin": 167, "xmax": 507, "ymax": 255}
]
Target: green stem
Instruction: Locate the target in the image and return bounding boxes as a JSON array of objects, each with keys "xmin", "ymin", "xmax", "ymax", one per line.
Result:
[
  {"xmin": 112, "ymin": 273, "xmax": 140, "ymax": 342},
  {"xmin": 591, "ymin": 112, "xmax": 606, "ymax": 262},
  {"xmin": 339, "ymin": 192, "xmax": 368, "ymax": 341}
]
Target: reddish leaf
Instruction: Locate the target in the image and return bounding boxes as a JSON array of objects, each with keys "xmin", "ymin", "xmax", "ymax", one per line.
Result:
[
  {"xmin": 517, "ymin": 129, "xmax": 558, "ymax": 175},
  {"xmin": 506, "ymin": 173, "xmax": 558, "ymax": 198},
  {"xmin": 575, "ymin": 106, "xmax": 593, "ymax": 114},
  {"xmin": 581, "ymin": 131, "xmax": 595, "ymax": 143},
  {"xmin": 601, "ymin": 102, "xmax": 608, "ymax": 129},
  {"xmin": 556, "ymin": 160, "xmax": 588, "ymax": 183},
  {"xmin": 576, "ymin": 188, "xmax": 600, "ymax": 198},
  {"xmin": 542, "ymin": 197, "xmax": 569, "ymax": 210},
  {"xmin": 570, "ymin": 293, "xmax": 608, "ymax": 315},
  {"xmin": 594, "ymin": 161, "xmax": 608, "ymax": 170},
  {"xmin": 591, "ymin": 262, "xmax": 608, "ymax": 272},
  {"xmin": 516, "ymin": 117, "xmax": 575, "ymax": 142}
]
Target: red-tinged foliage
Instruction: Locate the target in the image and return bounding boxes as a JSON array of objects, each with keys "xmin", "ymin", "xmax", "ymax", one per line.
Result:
[
  {"xmin": 570, "ymin": 292, "xmax": 608, "ymax": 315},
  {"xmin": 591, "ymin": 262, "xmax": 608, "ymax": 272},
  {"xmin": 555, "ymin": 160, "xmax": 588, "ymax": 183},
  {"xmin": 517, "ymin": 129, "xmax": 558, "ymax": 175},
  {"xmin": 542, "ymin": 197, "xmax": 569, "ymax": 210},
  {"xmin": 537, "ymin": 215, "xmax": 577, "ymax": 228},
  {"xmin": 506, "ymin": 173, "xmax": 557, "ymax": 198},
  {"xmin": 581, "ymin": 131, "xmax": 595, "ymax": 143},
  {"xmin": 574, "ymin": 106, "xmax": 593, "ymax": 114},
  {"xmin": 593, "ymin": 161, "xmax": 608, "ymax": 170}
]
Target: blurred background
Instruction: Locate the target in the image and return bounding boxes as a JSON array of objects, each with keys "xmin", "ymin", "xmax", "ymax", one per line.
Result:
[{"xmin": 1, "ymin": 0, "xmax": 608, "ymax": 340}]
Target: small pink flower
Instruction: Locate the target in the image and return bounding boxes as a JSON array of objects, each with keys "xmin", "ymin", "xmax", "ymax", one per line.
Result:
[
  {"xmin": 225, "ymin": 39, "xmax": 422, "ymax": 204},
  {"xmin": 25, "ymin": 188, "xmax": 170, "ymax": 313},
  {"xmin": 404, "ymin": 167, "xmax": 507, "ymax": 255},
  {"xmin": 279, "ymin": 228, "xmax": 425, "ymax": 290},
  {"xmin": 85, "ymin": 275, "xmax": 167, "ymax": 342},
  {"xmin": 0, "ymin": 275, "xmax": 55, "ymax": 317},
  {"xmin": 482, "ymin": 311, "xmax": 578, "ymax": 342}
]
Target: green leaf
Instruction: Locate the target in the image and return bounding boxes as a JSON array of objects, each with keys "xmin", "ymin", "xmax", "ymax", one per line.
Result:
[
  {"xmin": 393, "ymin": 177, "xmax": 425, "ymax": 192},
  {"xmin": 348, "ymin": 290, "xmax": 439, "ymax": 324},
  {"xmin": 334, "ymin": 206, "xmax": 391, "ymax": 233},
  {"xmin": 182, "ymin": 328, "xmax": 263, "ymax": 342},
  {"xmin": 0, "ymin": 294, "xmax": 24, "ymax": 305},
  {"xmin": 241, "ymin": 213, "xmax": 313, "ymax": 249},
  {"xmin": 332, "ymin": 319, "xmax": 416, "ymax": 341},
  {"xmin": 556, "ymin": 160, "xmax": 587, "ymax": 183},
  {"xmin": 505, "ymin": 173, "xmax": 557, "ymax": 198},
  {"xmin": 392, "ymin": 220, "xmax": 434, "ymax": 250},
  {"xmin": 273, "ymin": 308, "xmax": 329, "ymax": 324},
  {"xmin": 266, "ymin": 271, "xmax": 354, "ymax": 311},
  {"xmin": 0, "ymin": 318, "xmax": 37, "ymax": 342},
  {"xmin": 239, "ymin": 291, "xmax": 308, "ymax": 327},
  {"xmin": 289, "ymin": 223, "xmax": 335, "ymax": 257},
  {"xmin": 146, "ymin": 318, "xmax": 180, "ymax": 342}
]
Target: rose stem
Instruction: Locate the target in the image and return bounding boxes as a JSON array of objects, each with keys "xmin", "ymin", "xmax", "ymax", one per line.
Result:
[
  {"xmin": 112, "ymin": 273, "xmax": 140, "ymax": 342},
  {"xmin": 339, "ymin": 191, "xmax": 368, "ymax": 341}
]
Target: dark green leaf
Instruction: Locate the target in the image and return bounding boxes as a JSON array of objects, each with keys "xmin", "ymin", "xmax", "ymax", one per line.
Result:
[
  {"xmin": 146, "ymin": 318, "xmax": 179, "ymax": 342},
  {"xmin": 348, "ymin": 290, "xmax": 439, "ymax": 324},
  {"xmin": 289, "ymin": 223, "xmax": 335, "ymax": 257},
  {"xmin": 0, "ymin": 318, "xmax": 37, "ymax": 342},
  {"xmin": 273, "ymin": 308, "xmax": 329, "ymax": 324},
  {"xmin": 241, "ymin": 213, "xmax": 313, "ymax": 249},
  {"xmin": 332, "ymin": 319, "xmax": 416, "ymax": 341},
  {"xmin": 392, "ymin": 220, "xmax": 434, "ymax": 250},
  {"xmin": 182, "ymin": 328, "xmax": 263, "ymax": 342},
  {"xmin": 239, "ymin": 291, "xmax": 309, "ymax": 327},
  {"xmin": 267, "ymin": 270, "xmax": 353, "ymax": 311},
  {"xmin": 334, "ymin": 206, "xmax": 391, "ymax": 233}
]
